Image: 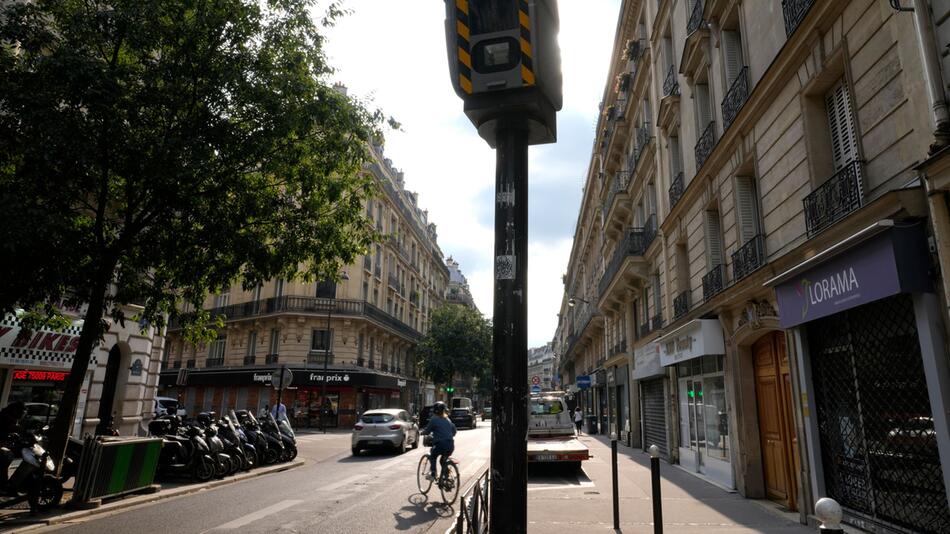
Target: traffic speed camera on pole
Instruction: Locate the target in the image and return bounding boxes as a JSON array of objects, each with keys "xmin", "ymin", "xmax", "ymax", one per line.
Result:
[{"xmin": 444, "ymin": 0, "xmax": 562, "ymax": 147}]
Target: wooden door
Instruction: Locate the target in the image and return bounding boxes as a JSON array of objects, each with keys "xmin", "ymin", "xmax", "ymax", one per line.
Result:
[{"xmin": 753, "ymin": 332, "xmax": 798, "ymax": 511}]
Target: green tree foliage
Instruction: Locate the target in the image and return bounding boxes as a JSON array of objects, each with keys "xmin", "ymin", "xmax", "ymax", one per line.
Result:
[
  {"xmin": 417, "ymin": 305, "xmax": 491, "ymax": 394},
  {"xmin": 0, "ymin": 0, "xmax": 382, "ymax": 463}
]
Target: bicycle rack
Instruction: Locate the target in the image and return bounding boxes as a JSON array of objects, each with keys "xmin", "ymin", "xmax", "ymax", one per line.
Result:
[{"xmin": 447, "ymin": 467, "xmax": 490, "ymax": 534}]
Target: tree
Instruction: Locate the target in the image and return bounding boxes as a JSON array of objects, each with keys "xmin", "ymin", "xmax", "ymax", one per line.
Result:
[
  {"xmin": 0, "ymin": 0, "xmax": 383, "ymax": 465},
  {"xmin": 417, "ymin": 305, "xmax": 492, "ymax": 400}
]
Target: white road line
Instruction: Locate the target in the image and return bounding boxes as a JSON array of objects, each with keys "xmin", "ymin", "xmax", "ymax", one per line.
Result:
[
  {"xmin": 207, "ymin": 499, "xmax": 303, "ymax": 530},
  {"xmin": 319, "ymin": 473, "xmax": 369, "ymax": 492}
]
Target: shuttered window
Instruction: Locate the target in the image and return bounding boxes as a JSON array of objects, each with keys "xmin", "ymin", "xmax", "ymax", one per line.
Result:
[
  {"xmin": 826, "ymin": 80, "xmax": 859, "ymax": 171},
  {"xmin": 669, "ymin": 134, "xmax": 683, "ymax": 175},
  {"xmin": 269, "ymin": 328, "xmax": 280, "ymax": 356},
  {"xmin": 735, "ymin": 176, "xmax": 760, "ymax": 244},
  {"xmin": 696, "ymin": 84, "xmax": 712, "ymax": 128},
  {"xmin": 722, "ymin": 30, "xmax": 744, "ymax": 86},
  {"xmin": 705, "ymin": 210, "xmax": 724, "ymax": 267},
  {"xmin": 652, "ymin": 272, "xmax": 662, "ymax": 316}
]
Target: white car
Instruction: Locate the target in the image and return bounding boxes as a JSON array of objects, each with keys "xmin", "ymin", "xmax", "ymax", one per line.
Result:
[
  {"xmin": 154, "ymin": 396, "xmax": 186, "ymax": 417},
  {"xmin": 351, "ymin": 409, "xmax": 419, "ymax": 456}
]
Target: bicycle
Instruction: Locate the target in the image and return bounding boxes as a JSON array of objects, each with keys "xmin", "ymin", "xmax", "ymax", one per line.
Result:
[{"xmin": 417, "ymin": 450, "xmax": 460, "ymax": 505}]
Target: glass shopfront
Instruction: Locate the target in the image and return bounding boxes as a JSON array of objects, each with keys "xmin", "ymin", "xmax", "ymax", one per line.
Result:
[
  {"xmin": 676, "ymin": 355, "xmax": 731, "ymax": 487},
  {"xmin": 9, "ymin": 369, "xmax": 68, "ymax": 432}
]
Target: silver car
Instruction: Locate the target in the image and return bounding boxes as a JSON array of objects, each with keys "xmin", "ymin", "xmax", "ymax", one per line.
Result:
[{"xmin": 351, "ymin": 409, "xmax": 419, "ymax": 456}]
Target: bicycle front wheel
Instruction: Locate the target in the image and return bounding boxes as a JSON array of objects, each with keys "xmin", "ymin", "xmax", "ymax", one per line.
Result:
[
  {"xmin": 417, "ymin": 454, "xmax": 433, "ymax": 495},
  {"xmin": 440, "ymin": 461, "xmax": 461, "ymax": 505}
]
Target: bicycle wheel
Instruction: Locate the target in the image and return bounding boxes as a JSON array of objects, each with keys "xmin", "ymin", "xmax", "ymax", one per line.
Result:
[
  {"xmin": 440, "ymin": 461, "xmax": 461, "ymax": 505},
  {"xmin": 417, "ymin": 454, "xmax": 433, "ymax": 494}
]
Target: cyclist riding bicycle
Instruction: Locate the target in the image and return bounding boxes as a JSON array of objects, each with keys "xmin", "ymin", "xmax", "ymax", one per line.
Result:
[{"xmin": 420, "ymin": 401, "xmax": 457, "ymax": 481}]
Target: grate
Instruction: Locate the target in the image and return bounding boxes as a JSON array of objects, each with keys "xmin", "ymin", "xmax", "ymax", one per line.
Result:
[
  {"xmin": 808, "ymin": 294, "xmax": 950, "ymax": 533},
  {"xmin": 641, "ymin": 378, "xmax": 668, "ymax": 458}
]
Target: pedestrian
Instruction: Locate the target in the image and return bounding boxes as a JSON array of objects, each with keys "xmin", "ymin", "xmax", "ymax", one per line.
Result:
[
  {"xmin": 574, "ymin": 406, "xmax": 584, "ymax": 434},
  {"xmin": 272, "ymin": 401, "xmax": 287, "ymax": 422}
]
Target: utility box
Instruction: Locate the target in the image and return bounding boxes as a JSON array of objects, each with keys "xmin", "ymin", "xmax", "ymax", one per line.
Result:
[{"xmin": 444, "ymin": 0, "xmax": 563, "ymax": 146}]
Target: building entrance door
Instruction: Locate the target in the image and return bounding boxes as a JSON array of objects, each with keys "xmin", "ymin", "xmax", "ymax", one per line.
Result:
[
  {"xmin": 753, "ymin": 331, "xmax": 798, "ymax": 511},
  {"xmin": 676, "ymin": 355, "xmax": 732, "ymax": 487}
]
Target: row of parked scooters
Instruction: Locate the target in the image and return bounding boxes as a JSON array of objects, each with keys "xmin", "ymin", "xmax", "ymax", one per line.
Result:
[{"xmin": 147, "ymin": 409, "xmax": 297, "ymax": 482}]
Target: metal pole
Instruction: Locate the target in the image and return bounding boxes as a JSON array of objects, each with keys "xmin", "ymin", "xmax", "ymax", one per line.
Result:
[
  {"xmin": 490, "ymin": 125, "xmax": 529, "ymax": 534},
  {"xmin": 611, "ymin": 437, "xmax": 620, "ymax": 530},
  {"xmin": 649, "ymin": 444, "xmax": 663, "ymax": 534},
  {"xmin": 322, "ymin": 303, "xmax": 331, "ymax": 434},
  {"xmin": 277, "ymin": 364, "xmax": 285, "ymax": 420}
]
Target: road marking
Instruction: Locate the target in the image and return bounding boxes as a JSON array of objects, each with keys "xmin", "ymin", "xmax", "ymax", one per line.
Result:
[
  {"xmin": 319, "ymin": 473, "xmax": 369, "ymax": 492},
  {"xmin": 207, "ymin": 499, "xmax": 302, "ymax": 530}
]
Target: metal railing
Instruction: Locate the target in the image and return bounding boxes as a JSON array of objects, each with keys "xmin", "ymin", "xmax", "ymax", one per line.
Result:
[
  {"xmin": 783, "ymin": 0, "xmax": 814, "ymax": 36},
  {"xmin": 307, "ymin": 353, "xmax": 331, "ymax": 365},
  {"xmin": 602, "ymin": 170, "xmax": 631, "ymax": 221},
  {"xmin": 732, "ymin": 234, "xmax": 766, "ymax": 281},
  {"xmin": 185, "ymin": 359, "xmax": 195, "ymax": 368},
  {"xmin": 673, "ymin": 290, "xmax": 690, "ymax": 320},
  {"xmin": 663, "ymin": 64, "xmax": 679, "ymax": 97},
  {"xmin": 205, "ymin": 358, "xmax": 224, "ymax": 368},
  {"xmin": 695, "ymin": 121, "xmax": 716, "ymax": 171},
  {"xmin": 639, "ymin": 321, "xmax": 652, "ymax": 338},
  {"xmin": 643, "ymin": 213, "xmax": 658, "ymax": 251},
  {"xmin": 669, "ymin": 171, "xmax": 685, "ymax": 208},
  {"xmin": 687, "ymin": 0, "xmax": 704, "ymax": 35},
  {"xmin": 803, "ymin": 160, "xmax": 863, "ymax": 236},
  {"xmin": 609, "ymin": 339, "xmax": 627, "ymax": 358},
  {"xmin": 651, "ymin": 313, "xmax": 664, "ymax": 332},
  {"xmin": 448, "ymin": 467, "xmax": 490, "ymax": 534},
  {"xmin": 172, "ymin": 360, "xmax": 182, "ymax": 369},
  {"xmin": 598, "ymin": 228, "xmax": 648, "ymax": 296},
  {"xmin": 722, "ymin": 66, "xmax": 749, "ymax": 131},
  {"xmin": 702, "ymin": 264, "xmax": 727, "ymax": 302},
  {"xmin": 634, "ymin": 123, "xmax": 652, "ymax": 167}
]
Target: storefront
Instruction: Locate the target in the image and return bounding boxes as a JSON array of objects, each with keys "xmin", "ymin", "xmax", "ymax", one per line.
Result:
[
  {"xmin": 634, "ymin": 341, "xmax": 668, "ymax": 458},
  {"xmin": 772, "ymin": 221, "xmax": 950, "ymax": 533},
  {"xmin": 658, "ymin": 318, "xmax": 733, "ymax": 489}
]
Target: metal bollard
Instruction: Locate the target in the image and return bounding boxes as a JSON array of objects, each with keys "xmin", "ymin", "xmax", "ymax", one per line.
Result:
[
  {"xmin": 649, "ymin": 444, "xmax": 663, "ymax": 534},
  {"xmin": 611, "ymin": 435, "xmax": 620, "ymax": 530},
  {"xmin": 815, "ymin": 497, "xmax": 844, "ymax": 533}
]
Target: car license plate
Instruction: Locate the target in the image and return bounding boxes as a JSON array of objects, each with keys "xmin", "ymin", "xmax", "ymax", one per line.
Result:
[
  {"xmin": 368, "ymin": 440, "xmax": 383, "ymax": 445},
  {"xmin": 534, "ymin": 454, "xmax": 557, "ymax": 461}
]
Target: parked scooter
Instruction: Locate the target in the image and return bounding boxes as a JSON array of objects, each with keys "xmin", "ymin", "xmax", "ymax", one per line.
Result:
[
  {"xmin": 148, "ymin": 416, "xmax": 215, "ymax": 482},
  {"xmin": 0, "ymin": 431, "xmax": 63, "ymax": 512},
  {"xmin": 197, "ymin": 413, "xmax": 233, "ymax": 478},
  {"xmin": 234, "ymin": 411, "xmax": 281, "ymax": 465},
  {"xmin": 262, "ymin": 412, "xmax": 297, "ymax": 462},
  {"xmin": 222, "ymin": 412, "xmax": 255, "ymax": 471}
]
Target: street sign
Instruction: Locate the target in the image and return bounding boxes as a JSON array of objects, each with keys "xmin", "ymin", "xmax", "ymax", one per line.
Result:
[
  {"xmin": 531, "ymin": 375, "xmax": 541, "ymax": 386},
  {"xmin": 576, "ymin": 375, "xmax": 591, "ymax": 390},
  {"xmin": 271, "ymin": 367, "xmax": 293, "ymax": 390},
  {"xmin": 531, "ymin": 385, "xmax": 541, "ymax": 394}
]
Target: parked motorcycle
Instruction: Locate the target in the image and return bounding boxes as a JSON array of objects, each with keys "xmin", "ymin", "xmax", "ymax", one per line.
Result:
[
  {"xmin": 262, "ymin": 412, "xmax": 297, "ymax": 462},
  {"xmin": 197, "ymin": 413, "xmax": 234, "ymax": 478},
  {"xmin": 148, "ymin": 416, "xmax": 215, "ymax": 482},
  {"xmin": 223, "ymin": 412, "xmax": 256, "ymax": 471},
  {"xmin": 0, "ymin": 431, "xmax": 63, "ymax": 512},
  {"xmin": 234, "ymin": 410, "xmax": 281, "ymax": 465}
]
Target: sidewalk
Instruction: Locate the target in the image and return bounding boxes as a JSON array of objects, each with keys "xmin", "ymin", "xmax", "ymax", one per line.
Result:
[{"xmin": 528, "ymin": 434, "xmax": 814, "ymax": 533}]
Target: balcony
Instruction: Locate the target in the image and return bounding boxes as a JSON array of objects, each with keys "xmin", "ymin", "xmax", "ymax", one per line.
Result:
[
  {"xmin": 680, "ymin": 0, "xmax": 710, "ymax": 80},
  {"xmin": 695, "ymin": 121, "xmax": 716, "ymax": 171},
  {"xmin": 624, "ymin": 39, "xmax": 647, "ymax": 68},
  {"xmin": 702, "ymin": 264, "xmax": 727, "ymax": 302},
  {"xmin": 783, "ymin": 0, "xmax": 814, "ymax": 37},
  {"xmin": 803, "ymin": 160, "xmax": 863, "ymax": 237},
  {"xmin": 205, "ymin": 358, "xmax": 224, "ymax": 368},
  {"xmin": 669, "ymin": 171, "xmax": 685, "ymax": 208},
  {"xmin": 732, "ymin": 234, "xmax": 766, "ymax": 281},
  {"xmin": 663, "ymin": 65, "xmax": 679, "ymax": 98},
  {"xmin": 633, "ymin": 123, "xmax": 652, "ymax": 168},
  {"xmin": 642, "ymin": 213, "xmax": 658, "ymax": 251},
  {"xmin": 602, "ymin": 170, "xmax": 631, "ymax": 224},
  {"xmin": 721, "ymin": 67, "xmax": 749, "ymax": 132},
  {"xmin": 243, "ymin": 355, "xmax": 256, "ymax": 365},
  {"xmin": 651, "ymin": 313, "xmax": 664, "ymax": 332},
  {"xmin": 673, "ymin": 290, "xmax": 690, "ymax": 320},
  {"xmin": 265, "ymin": 354, "xmax": 279, "ymax": 364},
  {"xmin": 608, "ymin": 339, "xmax": 628, "ymax": 358},
  {"xmin": 597, "ymin": 228, "xmax": 648, "ymax": 297},
  {"xmin": 686, "ymin": 0, "xmax": 704, "ymax": 35},
  {"xmin": 638, "ymin": 321, "xmax": 652, "ymax": 338},
  {"xmin": 185, "ymin": 359, "xmax": 195, "ymax": 368}
]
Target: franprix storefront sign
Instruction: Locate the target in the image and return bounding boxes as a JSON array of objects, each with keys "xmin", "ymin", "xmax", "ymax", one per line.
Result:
[
  {"xmin": 162, "ymin": 367, "xmax": 400, "ymax": 389},
  {"xmin": 774, "ymin": 225, "xmax": 931, "ymax": 328}
]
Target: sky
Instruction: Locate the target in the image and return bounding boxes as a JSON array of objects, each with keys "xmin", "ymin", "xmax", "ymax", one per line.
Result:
[{"xmin": 322, "ymin": 0, "xmax": 621, "ymax": 348}]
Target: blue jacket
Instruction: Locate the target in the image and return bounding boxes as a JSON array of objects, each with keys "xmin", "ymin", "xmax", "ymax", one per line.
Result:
[{"xmin": 423, "ymin": 415, "xmax": 457, "ymax": 445}]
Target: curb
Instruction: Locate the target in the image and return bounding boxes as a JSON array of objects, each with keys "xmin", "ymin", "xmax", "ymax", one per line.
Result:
[{"xmin": 5, "ymin": 459, "xmax": 305, "ymax": 532}]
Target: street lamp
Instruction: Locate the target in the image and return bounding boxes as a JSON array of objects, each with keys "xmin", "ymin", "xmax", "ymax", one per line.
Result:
[
  {"xmin": 567, "ymin": 296, "xmax": 590, "ymax": 307},
  {"xmin": 321, "ymin": 272, "xmax": 349, "ymax": 434}
]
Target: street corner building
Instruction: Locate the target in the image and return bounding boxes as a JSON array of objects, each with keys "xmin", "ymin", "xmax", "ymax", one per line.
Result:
[
  {"xmin": 553, "ymin": 1, "xmax": 950, "ymax": 532},
  {"xmin": 0, "ymin": 303, "xmax": 164, "ymax": 437},
  {"xmin": 159, "ymin": 141, "xmax": 453, "ymax": 429}
]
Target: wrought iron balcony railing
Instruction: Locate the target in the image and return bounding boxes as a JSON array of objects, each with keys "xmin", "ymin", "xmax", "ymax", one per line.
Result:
[
  {"xmin": 673, "ymin": 290, "xmax": 690, "ymax": 320},
  {"xmin": 802, "ymin": 160, "xmax": 863, "ymax": 237},
  {"xmin": 602, "ymin": 170, "xmax": 631, "ymax": 221},
  {"xmin": 598, "ymin": 228, "xmax": 648, "ymax": 296},
  {"xmin": 669, "ymin": 171, "xmax": 685, "ymax": 208},
  {"xmin": 643, "ymin": 213, "xmax": 658, "ymax": 251},
  {"xmin": 721, "ymin": 66, "xmax": 749, "ymax": 132},
  {"xmin": 651, "ymin": 313, "xmax": 664, "ymax": 332},
  {"xmin": 663, "ymin": 64, "xmax": 679, "ymax": 97},
  {"xmin": 695, "ymin": 121, "xmax": 716, "ymax": 171},
  {"xmin": 205, "ymin": 358, "xmax": 224, "ymax": 368},
  {"xmin": 634, "ymin": 123, "xmax": 652, "ymax": 166},
  {"xmin": 732, "ymin": 234, "xmax": 766, "ymax": 281},
  {"xmin": 702, "ymin": 263, "xmax": 727, "ymax": 302},
  {"xmin": 783, "ymin": 0, "xmax": 814, "ymax": 37},
  {"xmin": 687, "ymin": 0, "xmax": 705, "ymax": 35},
  {"xmin": 803, "ymin": 160, "xmax": 863, "ymax": 236},
  {"xmin": 638, "ymin": 321, "xmax": 652, "ymax": 338},
  {"xmin": 609, "ymin": 339, "xmax": 628, "ymax": 357},
  {"xmin": 265, "ymin": 354, "xmax": 279, "ymax": 364}
]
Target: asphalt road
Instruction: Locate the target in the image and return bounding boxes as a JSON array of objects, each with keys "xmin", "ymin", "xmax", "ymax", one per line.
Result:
[{"xmin": 35, "ymin": 422, "xmax": 493, "ymax": 534}]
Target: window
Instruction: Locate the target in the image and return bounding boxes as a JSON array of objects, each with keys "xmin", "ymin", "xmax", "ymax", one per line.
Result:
[
  {"xmin": 316, "ymin": 279, "xmax": 336, "ymax": 299},
  {"xmin": 247, "ymin": 331, "xmax": 257, "ymax": 357},
  {"xmin": 311, "ymin": 329, "xmax": 332, "ymax": 353},
  {"xmin": 213, "ymin": 291, "xmax": 230, "ymax": 308},
  {"xmin": 208, "ymin": 336, "xmax": 226, "ymax": 366},
  {"xmin": 269, "ymin": 329, "xmax": 280, "ymax": 356},
  {"xmin": 735, "ymin": 176, "xmax": 761, "ymax": 244},
  {"xmin": 705, "ymin": 209, "xmax": 724, "ymax": 267},
  {"xmin": 652, "ymin": 272, "xmax": 662, "ymax": 318},
  {"xmin": 252, "ymin": 284, "xmax": 262, "ymax": 302},
  {"xmin": 362, "ymin": 281, "xmax": 369, "ymax": 301},
  {"xmin": 274, "ymin": 279, "xmax": 284, "ymax": 298},
  {"xmin": 676, "ymin": 244, "xmax": 690, "ymax": 293},
  {"xmin": 721, "ymin": 30, "xmax": 744, "ymax": 87},
  {"xmin": 358, "ymin": 334, "xmax": 364, "ymax": 365},
  {"xmin": 695, "ymin": 83, "xmax": 713, "ymax": 129},
  {"xmin": 669, "ymin": 132, "xmax": 683, "ymax": 176}
]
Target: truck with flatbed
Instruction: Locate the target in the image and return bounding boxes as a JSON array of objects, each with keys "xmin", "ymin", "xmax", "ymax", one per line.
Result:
[{"xmin": 526, "ymin": 392, "xmax": 589, "ymax": 470}]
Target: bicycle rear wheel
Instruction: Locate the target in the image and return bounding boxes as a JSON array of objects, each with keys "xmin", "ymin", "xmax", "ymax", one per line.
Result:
[
  {"xmin": 417, "ymin": 454, "xmax": 433, "ymax": 494},
  {"xmin": 440, "ymin": 461, "xmax": 461, "ymax": 505}
]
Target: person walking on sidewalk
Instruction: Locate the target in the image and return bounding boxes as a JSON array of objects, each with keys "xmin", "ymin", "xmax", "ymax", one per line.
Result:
[{"xmin": 574, "ymin": 406, "xmax": 584, "ymax": 434}]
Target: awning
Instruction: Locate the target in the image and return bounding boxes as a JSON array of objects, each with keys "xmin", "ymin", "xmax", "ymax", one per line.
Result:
[{"xmin": 656, "ymin": 319, "xmax": 725, "ymax": 367}]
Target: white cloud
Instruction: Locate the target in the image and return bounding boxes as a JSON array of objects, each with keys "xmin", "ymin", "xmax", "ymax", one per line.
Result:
[{"xmin": 322, "ymin": 0, "xmax": 619, "ymax": 347}]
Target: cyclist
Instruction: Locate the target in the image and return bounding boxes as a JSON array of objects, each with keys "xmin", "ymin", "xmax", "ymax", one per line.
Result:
[{"xmin": 420, "ymin": 401, "xmax": 457, "ymax": 481}]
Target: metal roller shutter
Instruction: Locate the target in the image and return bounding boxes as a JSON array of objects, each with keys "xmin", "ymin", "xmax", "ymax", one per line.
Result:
[{"xmin": 641, "ymin": 378, "xmax": 668, "ymax": 458}]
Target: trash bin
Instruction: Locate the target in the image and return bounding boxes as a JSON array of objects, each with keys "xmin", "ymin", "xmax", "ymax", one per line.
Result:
[{"xmin": 586, "ymin": 415, "xmax": 598, "ymax": 435}]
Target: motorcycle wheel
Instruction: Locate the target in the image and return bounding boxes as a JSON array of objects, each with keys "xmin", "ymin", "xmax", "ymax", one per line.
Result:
[
  {"xmin": 229, "ymin": 454, "xmax": 241, "ymax": 475},
  {"xmin": 215, "ymin": 457, "xmax": 231, "ymax": 479},
  {"xmin": 286, "ymin": 445, "xmax": 297, "ymax": 461},
  {"xmin": 28, "ymin": 475, "xmax": 63, "ymax": 512},
  {"xmin": 243, "ymin": 449, "xmax": 257, "ymax": 470},
  {"xmin": 264, "ymin": 447, "xmax": 279, "ymax": 465},
  {"xmin": 194, "ymin": 456, "xmax": 215, "ymax": 482}
]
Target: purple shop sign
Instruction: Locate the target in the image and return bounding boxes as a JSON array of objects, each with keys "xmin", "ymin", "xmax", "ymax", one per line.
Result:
[{"xmin": 774, "ymin": 225, "xmax": 930, "ymax": 328}]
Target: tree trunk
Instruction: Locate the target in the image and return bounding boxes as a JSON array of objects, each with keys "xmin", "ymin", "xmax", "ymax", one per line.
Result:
[{"xmin": 47, "ymin": 267, "xmax": 112, "ymax": 470}]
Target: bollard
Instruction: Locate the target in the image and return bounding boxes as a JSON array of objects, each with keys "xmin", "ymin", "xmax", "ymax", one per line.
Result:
[
  {"xmin": 815, "ymin": 497, "xmax": 844, "ymax": 533},
  {"xmin": 611, "ymin": 435, "xmax": 620, "ymax": 530},
  {"xmin": 649, "ymin": 444, "xmax": 663, "ymax": 534}
]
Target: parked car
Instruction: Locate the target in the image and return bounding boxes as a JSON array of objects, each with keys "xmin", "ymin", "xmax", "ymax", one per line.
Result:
[
  {"xmin": 481, "ymin": 407, "xmax": 492, "ymax": 421},
  {"xmin": 351, "ymin": 409, "xmax": 419, "ymax": 456},
  {"xmin": 450, "ymin": 407, "xmax": 476, "ymax": 430},
  {"xmin": 154, "ymin": 396, "xmax": 186, "ymax": 416},
  {"xmin": 22, "ymin": 403, "xmax": 57, "ymax": 431}
]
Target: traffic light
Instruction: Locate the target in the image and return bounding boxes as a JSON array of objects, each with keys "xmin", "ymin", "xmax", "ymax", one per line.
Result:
[
  {"xmin": 444, "ymin": 0, "xmax": 562, "ymax": 146},
  {"xmin": 446, "ymin": 386, "xmax": 456, "ymax": 393}
]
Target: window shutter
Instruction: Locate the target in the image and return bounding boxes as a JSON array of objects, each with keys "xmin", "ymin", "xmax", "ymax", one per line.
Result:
[
  {"xmin": 670, "ymin": 135, "xmax": 682, "ymax": 175},
  {"xmin": 705, "ymin": 210, "xmax": 723, "ymax": 267},
  {"xmin": 696, "ymin": 84, "xmax": 712, "ymax": 128},
  {"xmin": 652, "ymin": 272, "xmax": 662, "ymax": 314},
  {"xmin": 826, "ymin": 80, "xmax": 858, "ymax": 171},
  {"xmin": 735, "ymin": 176, "xmax": 759, "ymax": 244},
  {"xmin": 648, "ymin": 182, "xmax": 658, "ymax": 216},
  {"xmin": 722, "ymin": 30, "xmax": 743, "ymax": 86}
]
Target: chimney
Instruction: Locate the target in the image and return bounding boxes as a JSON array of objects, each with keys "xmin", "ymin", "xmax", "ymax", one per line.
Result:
[{"xmin": 332, "ymin": 82, "xmax": 348, "ymax": 96}]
